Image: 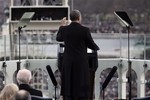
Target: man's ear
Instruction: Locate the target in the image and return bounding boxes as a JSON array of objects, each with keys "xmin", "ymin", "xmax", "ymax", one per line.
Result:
[{"xmin": 29, "ymin": 78, "xmax": 32, "ymax": 84}]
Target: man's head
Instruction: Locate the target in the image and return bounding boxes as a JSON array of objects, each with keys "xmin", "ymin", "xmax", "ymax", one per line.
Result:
[
  {"xmin": 70, "ymin": 10, "xmax": 82, "ymax": 23},
  {"xmin": 14, "ymin": 90, "xmax": 31, "ymax": 100},
  {"xmin": 17, "ymin": 69, "xmax": 32, "ymax": 84}
]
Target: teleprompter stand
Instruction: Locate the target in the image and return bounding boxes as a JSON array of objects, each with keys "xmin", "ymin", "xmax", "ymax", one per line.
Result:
[
  {"xmin": 16, "ymin": 12, "xmax": 35, "ymax": 72},
  {"xmin": 114, "ymin": 11, "xmax": 133, "ymax": 100}
]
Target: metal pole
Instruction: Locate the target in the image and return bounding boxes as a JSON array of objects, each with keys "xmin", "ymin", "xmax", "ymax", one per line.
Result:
[
  {"xmin": 18, "ymin": 27, "xmax": 21, "ymax": 62},
  {"xmin": 119, "ymin": 32, "xmax": 122, "ymax": 58},
  {"xmin": 3, "ymin": 35, "xmax": 7, "ymax": 85},
  {"xmin": 144, "ymin": 34, "xmax": 146, "ymax": 60},
  {"xmin": 127, "ymin": 26, "xmax": 132, "ymax": 100},
  {"xmin": 9, "ymin": 20, "xmax": 13, "ymax": 60},
  {"xmin": 17, "ymin": 27, "xmax": 22, "ymax": 72},
  {"xmin": 4, "ymin": 35, "xmax": 6, "ymax": 61},
  {"xmin": 26, "ymin": 33, "xmax": 28, "ymax": 59}
]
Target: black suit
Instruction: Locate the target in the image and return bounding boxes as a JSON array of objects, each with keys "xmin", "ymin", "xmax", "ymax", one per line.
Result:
[
  {"xmin": 56, "ymin": 22, "xmax": 99, "ymax": 98},
  {"xmin": 19, "ymin": 84, "xmax": 43, "ymax": 97}
]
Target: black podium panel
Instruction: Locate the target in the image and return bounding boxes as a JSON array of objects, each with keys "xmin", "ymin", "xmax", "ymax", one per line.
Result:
[
  {"xmin": 88, "ymin": 51, "xmax": 98, "ymax": 72},
  {"xmin": 57, "ymin": 52, "xmax": 63, "ymax": 72}
]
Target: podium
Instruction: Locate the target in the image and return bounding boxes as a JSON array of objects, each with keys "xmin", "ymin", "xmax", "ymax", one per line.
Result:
[
  {"xmin": 57, "ymin": 43, "xmax": 98, "ymax": 72},
  {"xmin": 57, "ymin": 43, "xmax": 98, "ymax": 100}
]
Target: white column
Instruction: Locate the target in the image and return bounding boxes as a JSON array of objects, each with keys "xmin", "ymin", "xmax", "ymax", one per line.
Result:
[
  {"xmin": 117, "ymin": 61, "xmax": 127, "ymax": 99},
  {"xmin": 62, "ymin": 0, "xmax": 68, "ymax": 6},
  {"xmin": 95, "ymin": 76, "xmax": 101, "ymax": 100},
  {"xmin": 36, "ymin": 0, "xmax": 38, "ymax": 6},
  {"xmin": 118, "ymin": 78, "xmax": 127, "ymax": 99},
  {"xmin": 137, "ymin": 78, "xmax": 145, "ymax": 97},
  {"xmin": 11, "ymin": 0, "xmax": 13, "ymax": 6}
]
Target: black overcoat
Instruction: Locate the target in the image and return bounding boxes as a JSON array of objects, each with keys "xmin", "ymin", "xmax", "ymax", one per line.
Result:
[
  {"xmin": 56, "ymin": 22, "xmax": 99, "ymax": 97},
  {"xmin": 19, "ymin": 84, "xmax": 43, "ymax": 97}
]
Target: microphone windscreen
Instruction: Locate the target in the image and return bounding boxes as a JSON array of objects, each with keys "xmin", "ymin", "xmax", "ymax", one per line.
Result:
[
  {"xmin": 46, "ymin": 65, "xmax": 57, "ymax": 86},
  {"xmin": 102, "ymin": 66, "xmax": 117, "ymax": 90}
]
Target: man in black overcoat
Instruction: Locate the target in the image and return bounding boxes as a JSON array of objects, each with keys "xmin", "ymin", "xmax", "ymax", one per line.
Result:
[
  {"xmin": 17, "ymin": 69, "xmax": 43, "ymax": 97},
  {"xmin": 56, "ymin": 10, "xmax": 99, "ymax": 100}
]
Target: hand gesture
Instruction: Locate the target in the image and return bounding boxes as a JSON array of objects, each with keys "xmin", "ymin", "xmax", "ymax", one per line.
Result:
[{"xmin": 61, "ymin": 17, "xmax": 67, "ymax": 26}]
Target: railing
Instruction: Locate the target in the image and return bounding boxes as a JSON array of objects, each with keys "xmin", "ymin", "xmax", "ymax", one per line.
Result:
[{"xmin": 1, "ymin": 33, "xmax": 150, "ymax": 60}]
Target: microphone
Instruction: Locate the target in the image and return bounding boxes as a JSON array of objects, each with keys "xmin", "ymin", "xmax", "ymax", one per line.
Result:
[
  {"xmin": 46, "ymin": 65, "xmax": 57, "ymax": 86},
  {"xmin": 101, "ymin": 66, "xmax": 117, "ymax": 92}
]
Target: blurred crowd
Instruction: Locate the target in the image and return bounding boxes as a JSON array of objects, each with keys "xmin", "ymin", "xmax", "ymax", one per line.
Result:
[{"xmin": 82, "ymin": 13, "xmax": 150, "ymax": 34}]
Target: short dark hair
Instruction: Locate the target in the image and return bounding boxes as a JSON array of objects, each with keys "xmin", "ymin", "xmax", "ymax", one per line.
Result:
[
  {"xmin": 70, "ymin": 10, "xmax": 81, "ymax": 21},
  {"xmin": 15, "ymin": 90, "xmax": 31, "ymax": 100}
]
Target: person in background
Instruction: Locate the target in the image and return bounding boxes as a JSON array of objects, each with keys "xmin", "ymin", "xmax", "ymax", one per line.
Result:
[
  {"xmin": 43, "ymin": 0, "xmax": 53, "ymax": 5},
  {"xmin": 0, "ymin": 71, "xmax": 4, "ymax": 91},
  {"xmin": 0, "ymin": 83, "xmax": 19, "ymax": 100},
  {"xmin": 20, "ymin": 0, "xmax": 32, "ymax": 5},
  {"xmin": 56, "ymin": 10, "xmax": 99, "ymax": 100},
  {"xmin": 14, "ymin": 90, "xmax": 31, "ymax": 100},
  {"xmin": 17, "ymin": 69, "xmax": 43, "ymax": 97}
]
